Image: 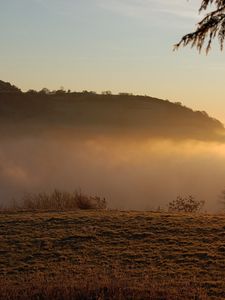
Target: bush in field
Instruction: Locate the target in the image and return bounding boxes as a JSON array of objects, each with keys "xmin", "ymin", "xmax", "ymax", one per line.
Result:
[
  {"xmin": 17, "ymin": 190, "xmax": 107, "ymax": 211},
  {"xmin": 168, "ymin": 195, "xmax": 204, "ymax": 213}
]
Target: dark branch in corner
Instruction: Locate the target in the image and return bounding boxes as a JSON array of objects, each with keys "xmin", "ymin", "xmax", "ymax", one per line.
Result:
[{"xmin": 174, "ymin": 0, "xmax": 225, "ymax": 53}]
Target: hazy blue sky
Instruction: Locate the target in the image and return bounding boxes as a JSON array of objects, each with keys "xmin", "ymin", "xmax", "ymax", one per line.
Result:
[{"xmin": 1, "ymin": 0, "xmax": 225, "ymax": 122}]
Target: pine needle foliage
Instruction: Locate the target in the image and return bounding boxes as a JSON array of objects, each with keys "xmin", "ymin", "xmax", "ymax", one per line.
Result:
[{"xmin": 175, "ymin": 0, "xmax": 225, "ymax": 53}]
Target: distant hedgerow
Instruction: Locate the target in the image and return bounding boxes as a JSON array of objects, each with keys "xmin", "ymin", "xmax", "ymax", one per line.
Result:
[
  {"xmin": 168, "ymin": 195, "xmax": 204, "ymax": 213},
  {"xmin": 10, "ymin": 190, "xmax": 107, "ymax": 211}
]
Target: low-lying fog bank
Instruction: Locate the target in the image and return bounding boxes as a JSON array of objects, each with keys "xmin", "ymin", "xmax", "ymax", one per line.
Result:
[{"xmin": 1, "ymin": 131, "xmax": 225, "ymax": 212}]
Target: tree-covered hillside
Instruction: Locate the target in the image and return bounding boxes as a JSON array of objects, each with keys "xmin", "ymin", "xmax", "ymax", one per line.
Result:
[{"xmin": 0, "ymin": 81, "xmax": 223, "ymax": 141}]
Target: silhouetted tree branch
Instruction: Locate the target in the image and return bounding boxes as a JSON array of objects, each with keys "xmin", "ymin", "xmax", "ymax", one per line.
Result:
[{"xmin": 175, "ymin": 0, "xmax": 225, "ymax": 53}]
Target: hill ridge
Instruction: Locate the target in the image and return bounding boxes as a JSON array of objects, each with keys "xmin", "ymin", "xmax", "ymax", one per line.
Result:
[{"xmin": 0, "ymin": 80, "xmax": 223, "ymax": 141}]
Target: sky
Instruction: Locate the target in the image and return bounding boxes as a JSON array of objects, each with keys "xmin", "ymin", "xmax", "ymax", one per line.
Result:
[{"xmin": 1, "ymin": 0, "xmax": 225, "ymax": 123}]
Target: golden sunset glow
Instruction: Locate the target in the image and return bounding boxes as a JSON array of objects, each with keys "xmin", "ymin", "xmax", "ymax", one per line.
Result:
[{"xmin": 1, "ymin": 1, "xmax": 225, "ymax": 298}]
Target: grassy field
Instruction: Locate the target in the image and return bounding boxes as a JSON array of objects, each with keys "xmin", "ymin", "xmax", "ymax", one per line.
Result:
[{"xmin": 1, "ymin": 210, "xmax": 225, "ymax": 299}]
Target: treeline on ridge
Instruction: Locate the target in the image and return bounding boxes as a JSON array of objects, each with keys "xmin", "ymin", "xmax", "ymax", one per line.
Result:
[{"xmin": 0, "ymin": 80, "xmax": 223, "ymax": 141}]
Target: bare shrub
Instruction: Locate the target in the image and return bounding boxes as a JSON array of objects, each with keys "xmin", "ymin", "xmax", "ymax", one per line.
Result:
[
  {"xmin": 74, "ymin": 192, "xmax": 107, "ymax": 210},
  {"xmin": 168, "ymin": 195, "xmax": 204, "ymax": 213},
  {"xmin": 13, "ymin": 189, "xmax": 107, "ymax": 211}
]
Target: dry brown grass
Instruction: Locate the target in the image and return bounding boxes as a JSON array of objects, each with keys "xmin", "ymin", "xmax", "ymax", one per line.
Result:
[
  {"xmin": 0, "ymin": 268, "xmax": 208, "ymax": 300},
  {"xmin": 1, "ymin": 211, "xmax": 225, "ymax": 298}
]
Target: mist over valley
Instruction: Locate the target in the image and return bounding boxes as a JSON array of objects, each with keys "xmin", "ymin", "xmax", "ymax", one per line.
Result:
[{"xmin": 0, "ymin": 81, "xmax": 225, "ymax": 211}]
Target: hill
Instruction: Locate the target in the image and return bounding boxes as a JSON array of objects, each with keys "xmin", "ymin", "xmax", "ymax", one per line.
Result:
[
  {"xmin": 0, "ymin": 210, "xmax": 224, "ymax": 299},
  {"xmin": 0, "ymin": 80, "xmax": 224, "ymax": 141},
  {"xmin": 0, "ymin": 80, "xmax": 21, "ymax": 93}
]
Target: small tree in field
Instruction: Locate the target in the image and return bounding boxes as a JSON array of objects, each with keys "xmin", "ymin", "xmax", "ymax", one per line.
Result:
[{"xmin": 168, "ymin": 195, "xmax": 205, "ymax": 213}]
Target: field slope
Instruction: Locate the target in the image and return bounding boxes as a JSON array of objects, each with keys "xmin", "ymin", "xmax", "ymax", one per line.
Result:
[{"xmin": 1, "ymin": 210, "xmax": 225, "ymax": 299}]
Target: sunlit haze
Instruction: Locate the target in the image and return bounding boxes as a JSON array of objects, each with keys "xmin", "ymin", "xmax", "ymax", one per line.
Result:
[{"xmin": 2, "ymin": 2, "xmax": 225, "ymax": 295}]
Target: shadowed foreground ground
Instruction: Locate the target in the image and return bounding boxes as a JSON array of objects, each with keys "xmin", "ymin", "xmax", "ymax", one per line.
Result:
[{"xmin": 1, "ymin": 210, "xmax": 225, "ymax": 299}]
